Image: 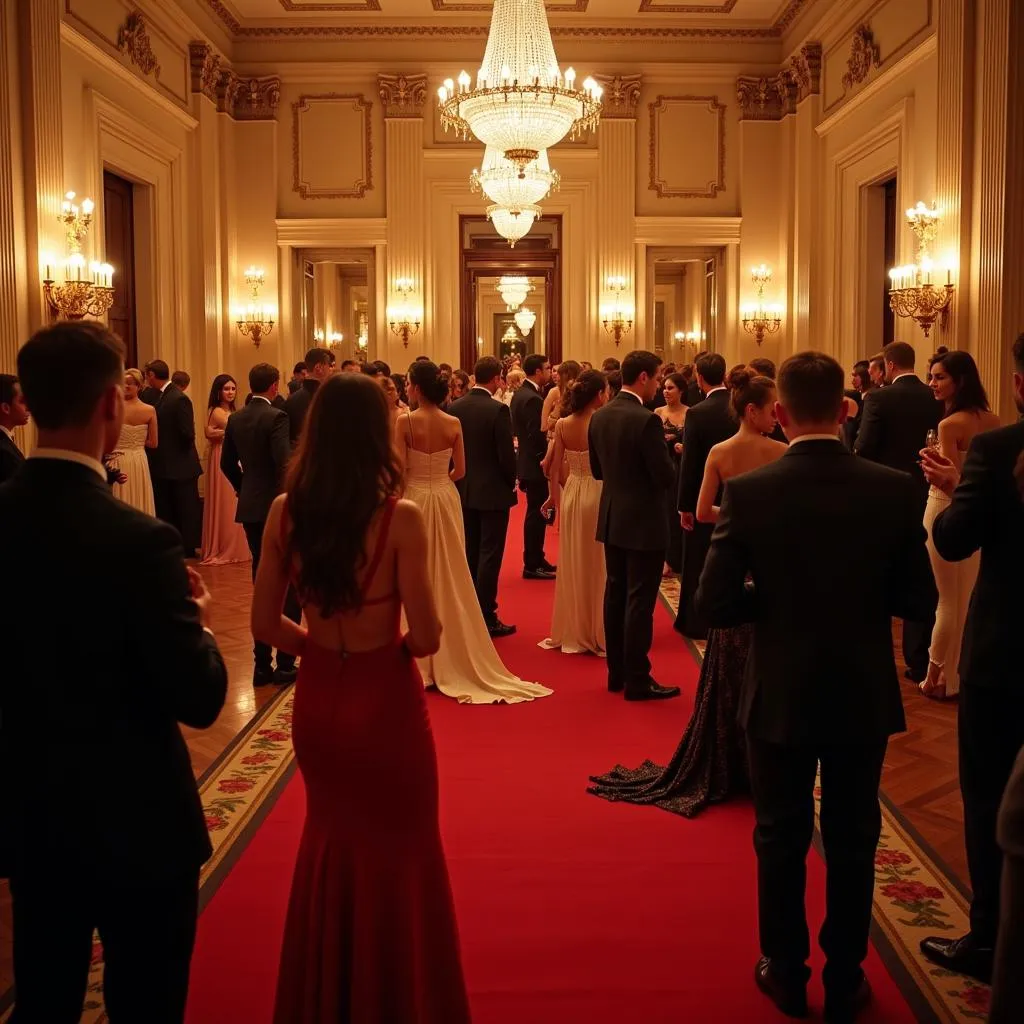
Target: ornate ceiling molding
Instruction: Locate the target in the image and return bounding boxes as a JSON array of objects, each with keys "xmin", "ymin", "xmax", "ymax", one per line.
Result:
[
  {"xmin": 842, "ymin": 24, "xmax": 881, "ymax": 92},
  {"xmin": 736, "ymin": 74, "xmax": 787, "ymax": 121},
  {"xmin": 790, "ymin": 41, "xmax": 822, "ymax": 102},
  {"xmin": 594, "ymin": 74, "xmax": 642, "ymax": 119},
  {"xmin": 116, "ymin": 12, "xmax": 160, "ymax": 78},
  {"xmin": 377, "ymin": 73, "xmax": 428, "ymax": 118},
  {"xmin": 638, "ymin": 0, "xmax": 738, "ymax": 11},
  {"xmin": 279, "ymin": 1, "xmax": 380, "ymax": 9},
  {"xmin": 432, "ymin": 0, "xmax": 588, "ymax": 8},
  {"xmin": 229, "ymin": 76, "xmax": 283, "ymax": 120},
  {"xmin": 188, "ymin": 41, "xmax": 280, "ymax": 120},
  {"xmin": 189, "ymin": 42, "xmax": 221, "ymax": 102}
]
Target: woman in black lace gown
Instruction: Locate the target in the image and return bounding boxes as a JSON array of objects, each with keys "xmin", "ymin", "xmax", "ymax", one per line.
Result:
[
  {"xmin": 590, "ymin": 368, "xmax": 787, "ymax": 817},
  {"xmin": 657, "ymin": 372, "xmax": 688, "ymax": 575}
]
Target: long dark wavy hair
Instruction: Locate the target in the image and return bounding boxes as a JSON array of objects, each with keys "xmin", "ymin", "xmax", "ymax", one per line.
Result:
[
  {"xmin": 207, "ymin": 373, "xmax": 238, "ymax": 412},
  {"xmin": 284, "ymin": 374, "xmax": 403, "ymax": 615},
  {"xmin": 929, "ymin": 348, "xmax": 990, "ymax": 414},
  {"xmin": 555, "ymin": 360, "xmax": 582, "ymax": 416}
]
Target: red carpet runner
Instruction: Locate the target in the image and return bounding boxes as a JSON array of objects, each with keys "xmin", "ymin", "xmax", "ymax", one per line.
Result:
[{"xmin": 186, "ymin": 500, "xmax": 916, "ymax": 1023}]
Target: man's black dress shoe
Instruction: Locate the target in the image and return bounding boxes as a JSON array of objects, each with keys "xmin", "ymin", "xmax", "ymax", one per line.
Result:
[
  {"xmin": 487, "ymin": 620, "xmax": 517, "ymax": 638},
  {"xmin": 624, "ymin": 681, "xmax": 681, "ymax": 701},
  {"xmin": 523, "ymin": 567, "xmax": 556, "ymax": 580},
  {"xmin": 753, "ymin": 957, "xmax": 808, "ymax": 1018},
  {"xmin": 540, "ymin": 561, "xmax": 557, "ymax": 573},
  {"xmin": 824, "ymin": 976, "xmax": 871, "ymax": 1023},
  {"xmin": 607, "ymin": 678, "xmax": 624, "ymax": 693},
  {"xmin": 919, "ymin": 933, "xmax": 993, "ymax": 983},
  {"xmin": 253, "ymin": 668, "xmax": 275, "ymax": 687},
  {"xmin": 273, "ymin": 666, "xmax": 298, "ymax": 685}
]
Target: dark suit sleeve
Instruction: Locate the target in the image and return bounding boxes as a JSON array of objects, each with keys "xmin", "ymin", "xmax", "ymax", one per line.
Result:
[
  {"xmin": 220, "ymin": 417, "xmax": 243, "ymax": 493},
  {"xmin": 176, "ymin": 394, "xmax": 196, "ymax": 445},
  {"xmin": 270, "ymin": 411, "xmax": 291, "ymax": 488},
  {"xmin": 853, "ymin": 390, "xmax": 882, "ymax": 461},
  {"xmin": 494, "ymin": 405, "xmax": 517, "ymax": 489},
  {"xmin": 132, "ymin": 521, "xmax": 228, "ymax": 728},
  {"xmin": 887, "ymin": 476, "xmax": 939, "ymax": 622},
  {"xmin": 694, "ymin": 481, "xmax": 756, "ymax": 626},
  {"xmin": 931, "ymin": 432, "xmax": 994, "ymax": 563},
  {"xmin": 524, "ymin": 393, "xmax": 547, "ymax": 462},
  {"xmin": 588, "ymin": 418, "xmax": 603, "ymax": 481},
  {"xmin": 641, "ymin": 413, "xmax": 675, "ymax": 491},
  {"xmin": 677, "ymin": 411, "xmax": 703, "ymax": 512}
]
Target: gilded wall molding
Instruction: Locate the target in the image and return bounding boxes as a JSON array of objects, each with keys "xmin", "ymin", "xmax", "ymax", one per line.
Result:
[
  {"xmin": 594, "ymin": 74, "xmax": 642, "ymax": 119},
  {"xmin": 188, "ymin": 43, "xmax": 280, "ymax": 120},
  {"xmin": 790, "ymin": 41, "xmax": 822, "ymax": 102},
  {"xmin": 279, "ymin": 1, "xmax": 380, "ymax": 9},
  {"xmin": 292, "ymin": 93, "xmax": 373, "ymax": 199},
  {"xmin": 431, "ymin": 1, "xmax": 588, "ymax": 9},
  {"xmin": 116, "ymin": 12, "xmax": 160, "ymax": 78},
  {"xmin": 230, "ymin": 77, "xmax": 283, "ymax": 121},
  {"xmin": 736, "ymin": 75, "xmax": 787, "ymax": 121},
  {"xmin": 189, "ymin": 42, "xmax": 221, "ymax": 103},
  {"xmin": 842, "ymin": 24, "xmax": 882, "ymax": 92},
  {"xmin": 377, "ymin": 74, "xmax": 428, "ymax": 118},
  {"xmin": 638, "ymin": 0, "xmax": 737, "ymax": 10},
  {"xmin": 648, "ymin": 95, "xmax": 726, "ymax": 199}
]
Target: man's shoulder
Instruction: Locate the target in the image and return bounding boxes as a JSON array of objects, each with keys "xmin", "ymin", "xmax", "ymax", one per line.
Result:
[{"xmin": 970, "ymin": 420, "xmax": 1024, "ymax": 460}]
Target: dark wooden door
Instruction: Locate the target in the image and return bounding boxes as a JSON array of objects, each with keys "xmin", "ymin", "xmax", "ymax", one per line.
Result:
[{"xmin": 103, "ymin": 171, "xmax": 138, "ymax": 367}]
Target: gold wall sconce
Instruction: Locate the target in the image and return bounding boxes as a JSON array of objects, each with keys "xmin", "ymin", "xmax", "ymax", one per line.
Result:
[
  {"xmin": 42, "ymin": 191, "xmax": 115, "ymax": 320},
  {"xmin": 236, "ymin": 266, "xmax": 276, "ymax": 347},
  {"xmin": 888, "ymin": 202, "xmax": 955, "ymax": 338},
  {"xmin": 741, "ymin": 265, "xmax": 783, "ymax": 345},
  {"xmin": 387, "ymin": 278, "xmax": 422, "ymax": 347},
  {"xmin": 601, "ymin": 275, "xmax": 634, "ymax": 346}
]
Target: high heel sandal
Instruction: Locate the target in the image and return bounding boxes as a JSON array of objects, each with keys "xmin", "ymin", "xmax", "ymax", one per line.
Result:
[{"xmin": 919, "ymin": 666, "xmax": 948, "ymax": 701}]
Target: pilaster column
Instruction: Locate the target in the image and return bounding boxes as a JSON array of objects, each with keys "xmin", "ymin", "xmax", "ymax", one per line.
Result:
[
  {"xmin": 595, "ymin": 75, "xmax": 640, "ymax": 355},
  {"xmin": 971, "ymin": 0, "xmax": 1024, "ymax": 419},
  {"xmin": 379, "ymin": 74, "xmax": 427, "ymax": 365},
  {"xmin": 935, "ymin": 0, "xmax": 975, "ymax": 349}
]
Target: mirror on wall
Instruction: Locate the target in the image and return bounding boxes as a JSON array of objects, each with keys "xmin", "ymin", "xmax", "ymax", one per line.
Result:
[
  {"xmin": 298, "ymin": 249, "xmax": 375, "ymax": 363},
  {"xmin": 645, "ymin": 248, "xmax": 721, "ymax": 366}
]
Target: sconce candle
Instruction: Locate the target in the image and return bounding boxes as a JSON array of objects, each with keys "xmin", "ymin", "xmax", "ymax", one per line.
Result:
[
  {"xmin": 887, "ymin": 202, "xmax": 956, "ymax": 337},
  {"xmin": 42, "ymin": 190, "xmax": 115, "ymax": 320},
  {"xmin": 741, "ymin": 265, "xmax": 783, "ymax": 345}
]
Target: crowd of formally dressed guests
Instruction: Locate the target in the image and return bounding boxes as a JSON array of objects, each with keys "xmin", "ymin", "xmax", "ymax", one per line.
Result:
[{"xmin": 1, "ymin": 319, "xmax": 1022, "ymax": 1023}]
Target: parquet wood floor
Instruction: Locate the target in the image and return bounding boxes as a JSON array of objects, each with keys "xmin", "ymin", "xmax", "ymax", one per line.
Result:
[{"xmin": 0, "ymin": 570, "xmax": 969, "ymax": 1004}]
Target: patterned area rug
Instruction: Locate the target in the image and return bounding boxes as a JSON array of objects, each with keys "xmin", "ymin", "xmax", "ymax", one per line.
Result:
[{"xmin": 657, "ymin": 577, "xmax": 990, "ymax": 1024}]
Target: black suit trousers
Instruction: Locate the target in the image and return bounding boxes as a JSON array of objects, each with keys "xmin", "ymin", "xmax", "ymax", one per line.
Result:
[
  {"xmin": 959, "ymin": 682, "xmax": 1024, "ymax": 945},
  {"xmin": 153, "ymin": 478, "xmax": 202, "ymax": 554},
  {"xmin": 674, "ymin": 522, "xmax": 712, "ymax": 640},
  {"xmin": 603, "ymin": 544, "xmax": 663, "ymax": 693},
  {"xmin": 9, "ymin": 866, "xmax": 199, "ymax": 1023},
  {"xmin": 243, "ymin": 519, "xmax": 301, "ymax": 672},
  {"xmin": 521, "ymin": 479, "xmax": 549, "ymax": 570},
  {"xmin": 463, "ymin": 507, "xmax": 510, "ymax": 624},
  {"xmin": 746, "ymin": 736, "xmax": 887, "ymax": 997}
]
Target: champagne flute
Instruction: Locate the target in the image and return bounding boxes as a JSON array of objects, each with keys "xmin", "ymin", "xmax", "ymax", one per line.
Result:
[{"xmin": 924, "ymin": 428, "xmax": 940, "ymax": 456}]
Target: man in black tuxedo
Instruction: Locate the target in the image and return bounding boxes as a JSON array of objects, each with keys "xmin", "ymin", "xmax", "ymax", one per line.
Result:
[
  {"xmin": 222, "ymin": 362, "xmax": 301, "ymax": 686},
  {"xmin": 510, "ymin": 352, "xmax": 555, "ymax": 579},
  {"xmin": 284, "ymin": 347, "xmax": 332, "ymax": 447},
  {"xmin": 696, "ymin": 351, "xmax": 937, "ymax": 1023},
  {"xmin": 675, "ymin": 352, "xmax": 738, "ymax": 639},
  {"xmin": 0, "ymin": 373, "xmax": 29, "ymax": 484},
  {"xmin": 589, "ymin": 349, "xmax": 681, "ymax": 702},
  {"xmin": 684, "ymin": 351, "xmax": 707, "ymax": 406},
  {"xmin": 1, "ymin": 321, "xmax": 227, "ymax": 1022},
  {"xmin": 287, "ymin": 361, "xmax": 307, "ymax": 394},
  {"xmin": 991, "ymin": 747, "xmax": 1024, "ymax": 1022},
  {"xmin": 449, "ymin": 355, "xmax": 517, "ymax": 637},
  {"xmin": 855, "ymin": 340, "xmax": 941, "ymax": 682},
  {"xmin": 142, "ymin": 359, "xmax": 203, "ymax": 557},
  {"xmin": 917, "ymin": 333, "xmax": 1024, "ymax": 984}
]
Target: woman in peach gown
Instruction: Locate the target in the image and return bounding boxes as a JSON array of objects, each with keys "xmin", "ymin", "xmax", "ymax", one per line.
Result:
[
  {"xmin": 110, "ymin": 368, "xmax": 157, "ymax": 515},
  {"xmin": 200, "ymin": 374, "xmax": 250, "ymax": 565}
]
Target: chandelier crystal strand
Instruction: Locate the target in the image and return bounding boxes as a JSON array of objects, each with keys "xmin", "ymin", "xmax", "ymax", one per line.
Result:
[
  {"xmin": 514, "ymin": 306, "xmax": 536, "ymax": 334},
  {"xmin": 497, "ymin": 275, "xmax": 533, "ymax": 310},
  {"xmin": 487, "ymin": 204, "xmax": 541, "ymax": 248},
  {"xmin": 471, "ymin": 146, "xmax": 560, "ymax": 209}
]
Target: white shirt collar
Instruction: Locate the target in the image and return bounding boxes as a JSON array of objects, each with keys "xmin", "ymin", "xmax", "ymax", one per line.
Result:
[
  {"xmin": 1, "ymin": 425, "xmax": 14, "ymax": 442},
  {"xmin": 159, "ymin": 380, "xmax": 172, "ymax": 392},
  {"xmin": 619, "ymin": 388, "xmax": 644, "ymax": 404},
  {"xmin": 524, "ymin": 378, "xmax": 540, "ymax": 392},
  {"xmin": 891, "ymin": 371, "xmax": 918, "ymax": 383},
  {"xmin": 788, "ymin": 433, "xmax": 842, "ymax": 445},
  {"xmin": 471, "ymin": 386, "xmax": 492, "ymax": 395},
  {"xmin": 705, "ymin": 385, "xmax": 728, "ymax": 396},
  {"xmin": 29, "ymin": 448, "xmax": 107, "ymax": 480},
  {"xmin": 251, "ymin": 395, "xmax": 271, "ymax": 405}
]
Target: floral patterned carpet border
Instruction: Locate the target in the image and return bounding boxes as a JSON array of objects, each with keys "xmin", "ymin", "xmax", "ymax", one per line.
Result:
[
  {"xmin": 657, "ymin": 577, "xmax": 989, "ymax": 1024},
  {"xmin": 0, "ymin": 686, "xmax": 298, "ymax": 1024}
]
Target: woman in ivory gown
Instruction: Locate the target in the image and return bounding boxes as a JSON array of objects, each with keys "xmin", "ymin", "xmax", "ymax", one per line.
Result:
[
  {"xmin": 200, "ymin": 374, "xmax": 250, "ymax": 565},
  {"xmin": 540, "ymin": 370, "xmax": 607, "ymax": 655},
  {"xmin": 110, "ymin": 368, "xmax": 157, "ymax": 515},
  {"xmin": 397, "ymin": 360, "xmax": 552, "ymax": 705},
  {"xmin": 920, "ymin": 348, "xmax": 1000, "ymax": 700}
]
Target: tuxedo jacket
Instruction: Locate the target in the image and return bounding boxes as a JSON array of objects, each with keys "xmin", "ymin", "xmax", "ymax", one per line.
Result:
[
  {"xmin": 854, "ymin": 373, "xmax": 941, "ymax": 509},
  {"xmin": 221, "ymin": 397, "xmax": 291, "ymax": 524},
  {"xmin": 0, "ymin": 458, "xmax": 227, "ymax": 880},
  {"xmin": 588, "ymin": 391, "xmax": 676, "ymax": 552},
  {"xmin": 932, "ymin": 421, "xmax": 1024, "ymax": 690},
  {"xmin": 695, "ymin": 439, "xmax": 937, "ymax": 744},
  {"xmin": 677, "ymin": 388, "xmax": 737, "ymax": 513},
  {"xmin": 0, "ymin": 430, "xmax": 24, "ymax": 485},
  {"xmin": 449, "ymin": 388, "xmax": 516, "ymax": 510},
  {"xmin": 141, "ymin": 383, "xmax": 202, "ymax": 481},
  {"xmin": 285, "ymin": 378, "xmax": 320, "ymax": 447},
  {"xmin": 510, "ymin": 380, "xmax": 547, "ymax": 483},
  {"xmin": 684, "ymin": 380, "xmax": 704, "ymax": 407}
]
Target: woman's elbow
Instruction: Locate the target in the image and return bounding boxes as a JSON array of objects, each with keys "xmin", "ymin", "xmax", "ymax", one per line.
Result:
[{"xmin": 696, "ymin": 508, "xmax": 713, "ymax": 524}]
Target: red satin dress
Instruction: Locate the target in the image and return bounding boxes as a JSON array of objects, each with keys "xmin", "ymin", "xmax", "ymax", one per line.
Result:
[{"xmin": 273, "ymin": 497, "xmax": 471, "ymax": 1023}]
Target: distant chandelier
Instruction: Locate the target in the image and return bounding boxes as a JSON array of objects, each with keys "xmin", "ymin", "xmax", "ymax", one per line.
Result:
[
  {"xmin": 471, "ymin": 146, "xmax": 559, "ymax": 210},
  {"xmin": 514, "ymin": 306, "xmax": 536, "ymax": 335},
  {"xmin": 42, "ymin": 191, "xmax": 115, "ymax": 320},
  {"xmin": 741, "ymin": 265, "xmax": 783, "ymax": 346},
  {"xmin": 888, "ymin": 202, "xmax": 955, "ymax": 338},
  {"xmin": 497, "ymin": 275, "xmax": 532, "ymax": 310},
  {"xmin": 437, "ymin": 0, "xmax": 602, "ymax": 175},
  {"xmin": 501, "ymin": 323, "xmax": 521, "ymax": 350},
  {"xmin": 236, "ymin": 267, "xmax": 275, "ymax": 347},
  {"xmin": 487, "ymin": 203, "xmax": 541, "ymax": 248}
]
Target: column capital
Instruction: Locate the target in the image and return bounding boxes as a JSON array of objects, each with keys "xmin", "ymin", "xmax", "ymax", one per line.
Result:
[
  {"xmin": 377, "ymin": 74, "xmax": 428, "ymax": 118},
  {"xmin": 594, "ymin": 74, "xmax": 642, "ymax": 119}
]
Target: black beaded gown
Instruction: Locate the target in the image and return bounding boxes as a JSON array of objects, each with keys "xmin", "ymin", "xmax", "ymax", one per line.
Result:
[
  {"xmin": 589, "ymin": 623, "xmax": 753, "ymax": 817},
  {"xmin": 662, "ymin": 419, "xmax": 685, "ymax": 574}
]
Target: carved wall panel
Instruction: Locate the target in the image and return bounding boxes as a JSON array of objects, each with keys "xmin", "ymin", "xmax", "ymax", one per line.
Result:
[
  {"xmin": 648, "ymin": 95, "xmax": 726, "ymax": 198},
  {"xmin": 292, "ymin": 94, "xmax": 373, "ymax": 199}
]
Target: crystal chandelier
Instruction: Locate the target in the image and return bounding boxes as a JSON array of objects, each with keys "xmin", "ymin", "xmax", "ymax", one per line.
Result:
[
  {"xmin": 437, "ymin": 0, "xmax": 602, "ymax": 174},
  {"xmin": 42, "ymin": 192, "xmax": 115, "ymax": 320},
  {"xmin": 497, "ymin": 275, "xmax": 532, "ymax": 310},
  {"xmin": 471, "ymin": 146, "xmax": 559, "ymax": 209},
  {"xmin": 487, "ymin": 203, "xmax": 541, "ymax": 248},
  {"xmin": 888, "ymin": 202, "xmax": 955, "ymax": 337},
  {"xmin": 514, "ymin": 306, "xmax": 536, "ymax": 335}
]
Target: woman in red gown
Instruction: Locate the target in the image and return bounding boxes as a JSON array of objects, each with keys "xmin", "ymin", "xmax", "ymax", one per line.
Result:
[{"xmin": 252, "ymin": 373, "xmax": 471, "ymax": 1023}]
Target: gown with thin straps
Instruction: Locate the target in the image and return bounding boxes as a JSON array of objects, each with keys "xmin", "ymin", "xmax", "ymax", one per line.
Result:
[
  {"xmin": 401, "ymin": 414, "xmax": 552, "ymax": 704},
  {"xmin": 273, "ymin": 497, "xmax": 471, "ymax": 1024}
]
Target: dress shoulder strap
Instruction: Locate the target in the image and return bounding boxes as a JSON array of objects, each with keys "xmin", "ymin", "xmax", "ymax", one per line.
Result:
[
  {"xmin": 405, "ymin": 411, "xmax": 415, "ymax": 453},
  {"xmin": 361, "ymin": 496, "xmax": 398, "ymax": 598}
]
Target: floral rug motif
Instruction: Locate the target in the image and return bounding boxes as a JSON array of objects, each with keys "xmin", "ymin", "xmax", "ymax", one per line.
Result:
[{"xmin": 658, "ymin": 578, "xmax": 989, "ymax": 1023}]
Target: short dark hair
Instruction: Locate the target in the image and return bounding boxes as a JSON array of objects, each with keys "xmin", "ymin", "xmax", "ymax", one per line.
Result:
[
  {"xmin": 1013, "ymin": 332, "xmax": 1024, "ymax": 373},
  {"xmin": 695, "ymin": 352, "xmax": 726, "ymax": 387},
  {"xmin": 474, "ymin": 355, "xmax": 502, "ymax": 386},
  {"xmin": 341, "ymin": 359, "xmax": 357, "ymax": 370},
  {"xmin": 19, "ymin": 321, "xmax": 124, "ymax": 429},
  {"xmin": 601, "ymin": 357, "xmax": 620, "ymax": 373},
  {"xmin": 777, "ymin": 351, "xmax": 845, "ymax": 424},
  {"xmin": 293, "ymin": 362, "xmax": 307, "ymax": 376},
  {"xmin": 249, "ymin": 362, "xmax": 280, "ymax": 394},
  {"xmin": 621, "ymin": 350, "xmax": 661, "ymax": 385},
  {"xmin": 883, "ymin": 341, "xmax": 916, "ymax": 370},
  {"xmin": 171, "ymin": 370, "xmax": 190, "ymax": 390},
  {"xmin": 373, "ymin": 359, "xmax": 392, "ymax": 377},
  {"xmin": 523, "ymin": 353, "xmax": 548, "ymax": 377},
  {"xmin": 304, "ymin": 348, "xmax": 331, "ymax": 373},
  {"xmin": 0, "ymin": 373, "xmax": 18, "ymax": 407},
  {"xmin": 748, "ymin": 357, "xmax": 776, "ymax": 380},
  {"xmin": 360, "ymin": 362, "xmax": 381, "ymax": 378},
  {"xmin": 145, "ymin": 358, "xmax": 170, "ymax": 381},
  {"xmin": 606, "ymin": 370, "xmax": 623, "ymax": 396}
]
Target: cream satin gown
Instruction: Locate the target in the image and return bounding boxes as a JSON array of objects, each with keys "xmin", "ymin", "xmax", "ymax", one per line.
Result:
[
  {"xmin": 540, "ymin": 449, "xmax": 606, "ymax": 656},
  {"xmin": 403, "ymin": 446, "xmax": 553, "ymax": 704},
  {"xmin": 110, "ymin": 422, "xmax": 155, "ymax": 516}
]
